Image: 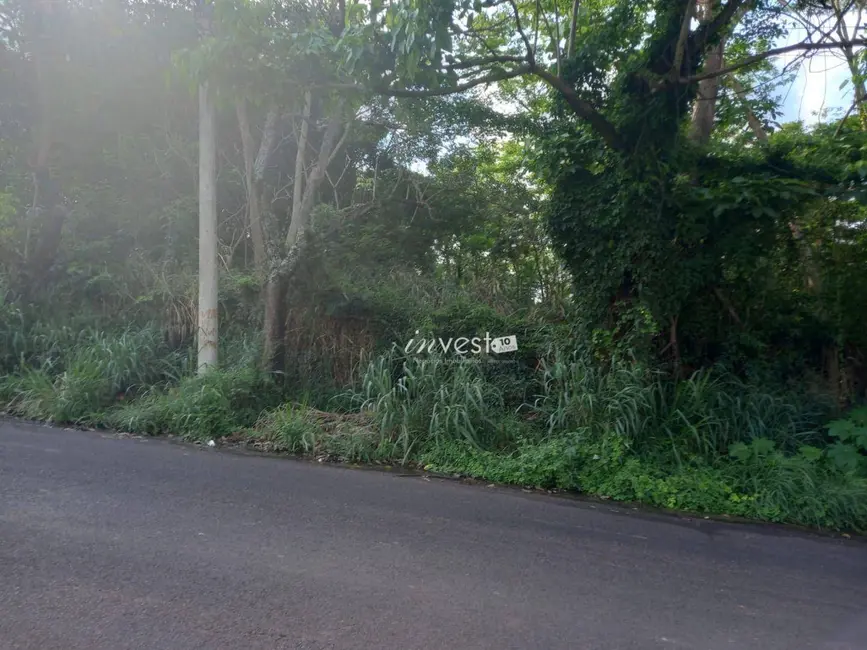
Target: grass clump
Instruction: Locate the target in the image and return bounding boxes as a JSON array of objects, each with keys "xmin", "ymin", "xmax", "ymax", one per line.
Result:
[
  {"xmin": 248, "ymin": 403, "xmax": 395, "ymax": 462},
  {"xmin": 105, "ymin": 364, "xmax": 280, "ymax": 440},
  {"xmin": 348, "ymin": 350, "xmax": 512, "ymax": 462},
  {"xmin": 533, "ymin": 352, "xmax": 825, "ymax": 463},
  {"xmin": 0, "ymin": 327, "xmax": 186, "ymax": 423}
]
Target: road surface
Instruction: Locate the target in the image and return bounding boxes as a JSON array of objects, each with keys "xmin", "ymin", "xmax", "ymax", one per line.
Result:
[{"xmin": 1, "ymin": 418, "xmax": 866, "ymax": 649}]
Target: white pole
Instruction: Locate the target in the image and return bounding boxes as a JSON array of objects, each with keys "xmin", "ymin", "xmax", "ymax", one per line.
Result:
[{"xmin": 197, "ymin": 81, "xmax": 218, "ymax": 373}]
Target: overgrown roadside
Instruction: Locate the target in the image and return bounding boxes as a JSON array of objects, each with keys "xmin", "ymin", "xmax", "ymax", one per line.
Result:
[{"xmin": 3, "ymin": 324, "xmax": 866, "ymax": 535}]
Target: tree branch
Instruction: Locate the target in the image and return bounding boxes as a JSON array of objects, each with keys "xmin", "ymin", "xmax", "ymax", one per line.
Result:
[
  {"xmin": 691, "ymin": 0, "xmax": 748, "ymax": 53},
  {"xmin": 672, "ymin": 0, "xmax": 697, "ymax": 79},
  {"xmin": 253, "ymin": 106, "xmax": 280, "ymax": 183},
  {"xmin": 551, "ymin": 0, "xmax": 562, "ymax": 77},
  {"xmin": 678, "ymin": 39, "xmax": 867, "ymax": 85},
  {"xmin": 234, "ymin": 97, "xmax": 268, "ymax": 270},
  {"xmin": 507, "ymin": 0, "xmax": 535, "ymax": 62},
  {"xmin": 326, "ymin": 121, "xmax": 352, "ymax": 169},
  {"xmin": 533, "ymin": 0, "xmax": 541, "ymax": 57},
  {"xmin": 533, "ymin": 68, "xmax": 626, "ymax": 150},
  {"xmin": 338, "ymin": 64, "xmax": 534, "ymax": 97},
  {"xmin": 566, "ymin": 0, "xmax": 579, "ymax": 59},
  {"xmin": 729, "ymin": 76, "xmax": 768, "ymax": 142},
  {"xmin": 289, "ymin": 91, "xmax": 312, "ymax": 238},
  {"xmin": 445, "ymin": 54, "xmax": 527, "ymax": 69}
]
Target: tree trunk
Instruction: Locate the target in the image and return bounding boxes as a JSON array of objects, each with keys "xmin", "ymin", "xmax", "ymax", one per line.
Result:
[
  {"xmin": 690, "ymin": 0, "xmax": 724, "ymax": 145},
  {"xmin": 842, "ymin": 46, "xmax": 867, "ymax": 130},
  {"xmin": 260, "ymin": 98, "xmax": 348, "ymax": 374},
  {"xmin": 262, "ymin": 271, "xmax": 288, "ymax": 376},
  {"xmin": 286, "ymin": 110, "xmax": 345, "ymax": 247},
  {"xmin": 23, "ymin": 0, "xmax": 67, "ymax": 297},
  {"xmin": 290, "ymin": 92, "xmax": 312, "ymax": 237},
  {"xmin": 834, "ymin": 1, "xmax": 867, "ymax": 130},
  {"xmin": 729, "ymin": 76, "xmax": 768, "ymax": 142},
  {"xmin": 235, "ymin": 98, "xmax": 274, "ymax": 271},
  {"xmin": 197, "ymin": 81, "xmax": 219, "ymax": 373},
  {"xmin": 26, "ymin": 165, "xmax": 68, "ymax": 293}
]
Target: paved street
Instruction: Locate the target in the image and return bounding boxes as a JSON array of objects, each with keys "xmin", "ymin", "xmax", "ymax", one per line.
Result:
[{"xmin": 1, "ymin": 418, "xmax": 866, "ymax": 649}]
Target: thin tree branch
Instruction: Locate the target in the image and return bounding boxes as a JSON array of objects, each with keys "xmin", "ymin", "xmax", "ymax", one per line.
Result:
[
  {"xmin": 532, "ymin": 68, "xmax": 626, "ymax": 150},
  {"xmin": 445, "ymin": 54, "xmax": 527, "ymax": 69},
  {"xmin": 326, "ymin": 122, "xmax": 352, "ymax": 168},
  {"xmin": 337, "ymin": 64, "xmax": 534, "ymax": 97},
  {"xmin": 729, "ymin": 76, "xmax": 768, "ymax": 142},
  {"xmin": 552, "ymin": 0, "xmax": 562, "ymax": 77},
  {"xmin": 834, "ymin": 99, "xmax": 858, "ymax": 137},
  {"xmin": 678, "ymin": 39, "xmax": 867, "ymax": 85},
  {"xmin": 533, "ymin": 4, "xmax": 563, "ymax": 77},
  {"xmin": 672, "ymin": 0, "xmax": 697, "ymax": 79},
  {"xmin": 507, "ymin": 0, "xmax": 535, "ymax": 61},
  {"xmin": 533, "ymin": 0, "xmax": 540, "ymax": 57},
  {"xmin": 566, "ymin": 0, "xmax": 579, "ymax": 59}
]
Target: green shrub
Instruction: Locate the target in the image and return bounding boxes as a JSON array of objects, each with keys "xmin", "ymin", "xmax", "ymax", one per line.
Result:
[
  {"xmin": 0, "ymin": 327, "xmax": 186, "ymax": 424},
  {"xmin": 532, "ymin": 352, "xmax": 822, "ymax": 462},
  {"xmin": 420, "ymin": 436, "xmax": 579, "ymax": 489},
  {"xmin": 824, "ymin": 406, "xmax": 867, "ymax": 475},
  {"xmin": 106, "ymin": 364, "xmax": 280, "ymax": 440},
  {"xmin": 0, "ymin": 367, "xmax": 58, "ymax": 421},
  {"xmin": 250, "ymin": 403, "xmax": 396, "ymax": 462},
  {"xmin": 350, "ymin": 351, "xmax": 514, "ymax": 461},
  {"xmin": 726, "ymin": 437, "xmax": 867, "ymax": 530},
  {"xmin": 421, "ymin": 429, "xmax": 867, "ymax": 531},
  {"xmin": 253, "ymin": 403, "xmax": 323, "ymax": 454}
]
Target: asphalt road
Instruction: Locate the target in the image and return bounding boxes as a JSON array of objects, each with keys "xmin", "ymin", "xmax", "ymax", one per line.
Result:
[{"xmin": 1, "ymin": 419, "xmax": 866, "ymax": 650}]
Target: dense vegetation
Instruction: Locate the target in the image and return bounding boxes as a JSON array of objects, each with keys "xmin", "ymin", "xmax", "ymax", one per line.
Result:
[{"xmin": 3, "ymin": 0, "xmax": 867, "ymax": 531}]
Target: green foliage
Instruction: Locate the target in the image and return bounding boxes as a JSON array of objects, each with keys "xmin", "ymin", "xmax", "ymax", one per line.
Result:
[
  {"xmin": 350, "ymin": 351, "xmax": 512, "ymax": 461},
  {"xmin": 4, "ymin": 0, "xmax": 867, "ymax": 536},
  {"xmin": 725, "ymin": 437, "xmax": 867, "ymax": 529},
  {"xmin": 254, "ymin": 403, "xmax": 324, "ymax": 454},
  {"xmin": 824, "ymin": 407, "xmax": 867, "ymax": 476},
  {"xmin": 0, "ymin": 327, "xmax": 187, "ymax": 423},
  {"xmin": 249, "ymin": 403, "xmax": 398, "ymax": 462},
  {"xmin": 533, "ymin": 352, "xmax": 823, "ymax": 463},
  {"xmin": 422, "ymin": 429, "xmax": 867, "ymax": 531},
  {"xmin": 421, "ymin": 437, "xmax": 579, "ymax": 489},
  {"xmin": 106, "ymin": 363, "xmax": 280, "ymax": 440}
]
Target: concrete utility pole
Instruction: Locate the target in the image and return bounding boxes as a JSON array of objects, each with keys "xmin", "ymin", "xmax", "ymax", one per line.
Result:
[{"xmin": 196, "ymin": 0, "xmax": 218, "ymax": 372}]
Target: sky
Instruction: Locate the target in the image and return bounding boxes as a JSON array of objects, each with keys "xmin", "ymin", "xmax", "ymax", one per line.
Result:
[
  {"xmin": 777, "ymin": 21, "xmax": 860, "ymax": 125},
  {"xmin": 779, "ymin": 50, "xmax": 852, "ymax": 124}
]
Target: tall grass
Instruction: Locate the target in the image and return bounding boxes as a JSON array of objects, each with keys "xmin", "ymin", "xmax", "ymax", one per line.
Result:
[
  {"xmin": 104, "ymin": 336, "xmax": 280, "ymax": 439},
  {"xmin": 1, "ymin": 326, "xmax": 188, "ymax": 423},
  {"xmin": 104, "ymin": 363, "xmax": 279, "ymax": 439},
  {"xmin": 532, "ymin": 351, "xmax": 824, "ymax": 464},
  {"xmin": 349, "ymin": 350, "xmax": 511, "ymax": 462}
]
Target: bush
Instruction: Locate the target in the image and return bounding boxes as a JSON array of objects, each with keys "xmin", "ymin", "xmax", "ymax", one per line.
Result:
[
  {"xmin": 349, "ymin": 350, "xmax": 518, "ymax": 461},
  {"xmin": 249, "ymin": 403, "xmax": 397, "ymax": 462},
  {"xmin": 532, "ymin": 351, "xmax": 824, "ymax": 463},
  {"xmin": 725, "ymin": 437, "xmax": 867, "ymax": 530},
  {"xmin": 420, "ymin": 429, "xmax": 867, "ymax": 531},
  {"xmin": 0, "ymin": 327, "xmax": 186, "ymax": 423},
  {"xmin": 106, "ymin": 364, "xmax": 280, "ymax": 440},
  {"xmin": 420, "ymin": 437, "xmax": 579, "ymax": 489}
]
